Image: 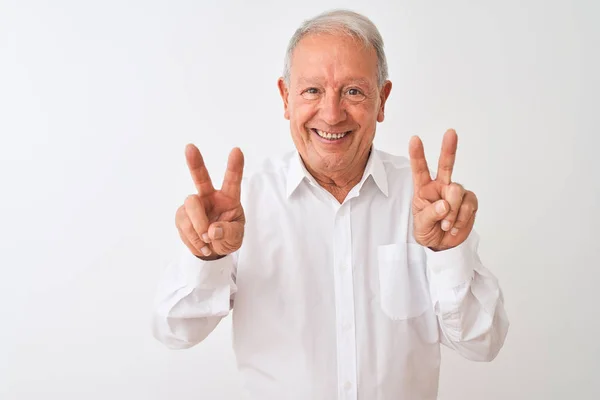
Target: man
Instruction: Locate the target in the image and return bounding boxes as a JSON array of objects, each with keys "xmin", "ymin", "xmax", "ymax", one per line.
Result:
[{"xmin": 153, "ymin": 9, "xmax": 509, "ymax": 400}]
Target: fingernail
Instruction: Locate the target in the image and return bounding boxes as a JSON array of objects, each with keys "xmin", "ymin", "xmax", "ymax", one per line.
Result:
[
  {"xmin": 441, "ymin": 220, "xmax": 451, "ymax": 231},
  {"xmin": 200, "ymin": 246, "xmax": 211, "ymax": 256},
  {"xmin": 214, "ymin": 226, "xmax": 223, "ymax": 240},
  {"xmin": 435, "ymin": 201, "xmax": 446, "ymax": 214},
  {"xmin": 202, "ymin": 233, "xmax": 209, "ymax": 243},
  {"xmin": 451, "ymin": 228, "xmax": 459, "ymax": 236}
]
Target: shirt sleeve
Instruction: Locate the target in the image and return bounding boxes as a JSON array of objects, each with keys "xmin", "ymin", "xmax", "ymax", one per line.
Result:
[
  {"xmin": 424, "ymin": 230, "xmax": 510, "ymax": 361},
  {"xmin": 152, "ymin": 243, "xmax": 238, "ymax": 349}
]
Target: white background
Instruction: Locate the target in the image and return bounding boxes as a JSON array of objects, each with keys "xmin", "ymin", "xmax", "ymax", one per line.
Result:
[{"xmin": 1, "ymin": 0, "xmax": 599, "ymax": 399}]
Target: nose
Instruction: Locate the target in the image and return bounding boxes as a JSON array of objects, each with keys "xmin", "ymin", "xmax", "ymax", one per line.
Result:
[{"xmin": 319, "ymin": 93, "xmax": 347, "ymax": 126}]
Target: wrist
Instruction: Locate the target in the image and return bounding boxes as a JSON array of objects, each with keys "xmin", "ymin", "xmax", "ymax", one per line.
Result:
[{"xmin": 195, "ymin": 253, "xmax": 227, "ymax": 261}]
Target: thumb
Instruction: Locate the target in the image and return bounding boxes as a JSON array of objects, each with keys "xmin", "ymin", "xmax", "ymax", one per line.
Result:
[
  {"xmin": 207, "ymin": 221, "xmax": 244, "ymax": 255},
  {"xmin": 416, "ymin": 199, "xmax": 450, "ymax": 232}
]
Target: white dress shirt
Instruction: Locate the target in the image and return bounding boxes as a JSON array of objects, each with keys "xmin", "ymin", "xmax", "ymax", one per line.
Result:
[{"xmin": 153, "ymin": 147, "xmax": 509, "ymax": 400}]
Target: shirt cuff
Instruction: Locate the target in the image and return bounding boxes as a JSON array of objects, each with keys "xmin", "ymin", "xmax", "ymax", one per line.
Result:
[
  {"xmin": 424, "ymin": 230, "xmax": 480, "ymax": 289},
  {"xmin": 178, "ymin": 248, "xmax": 235, "ymax": 289}
]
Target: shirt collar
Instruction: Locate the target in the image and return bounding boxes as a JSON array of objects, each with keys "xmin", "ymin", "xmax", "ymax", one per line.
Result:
[
  {"xmin": 285, "ymin": 151, "xmax": 313, "ymax": 198},
  {"xmin": 285, "ymin": 146, "xmax": 389, "ymax": 198}
]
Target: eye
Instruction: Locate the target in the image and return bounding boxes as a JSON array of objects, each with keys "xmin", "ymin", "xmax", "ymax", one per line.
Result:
[
  {"xmin": 301, "ymin": 87, "xmax": 320, "ymax": 99},
  {"xmin": 345, "ymin": 87, "xmax": 367, "ymax": 101},
  {"xmin": 347, "ymin": 88, "xmax": 363, "ymax": 96}
]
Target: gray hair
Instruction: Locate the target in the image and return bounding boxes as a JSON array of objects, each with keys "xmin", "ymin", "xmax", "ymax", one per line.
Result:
[{"xmin": 283, "ymin": 9, "xmax": 389, "ymax": 88}]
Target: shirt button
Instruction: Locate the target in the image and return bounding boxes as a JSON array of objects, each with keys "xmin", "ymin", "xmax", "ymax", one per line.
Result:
[{"xmin": 344, "ymin": 381, "xmax": 352, "ymax": 391}]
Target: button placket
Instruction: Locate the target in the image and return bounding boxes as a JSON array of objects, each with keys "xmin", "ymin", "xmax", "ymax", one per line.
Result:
[{"xmin": 333, "ymin": 202, "xmax": 357, "ymax": 400}]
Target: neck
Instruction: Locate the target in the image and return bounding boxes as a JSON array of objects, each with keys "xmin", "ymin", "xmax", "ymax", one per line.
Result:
[{"xmin": 304, "ymin": 148, "xmax": 372, "ymax": 203}]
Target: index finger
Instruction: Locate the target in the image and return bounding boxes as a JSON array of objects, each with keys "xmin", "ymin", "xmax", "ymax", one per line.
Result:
[
  {"xmin": 185, "ymin": 144, "xmax": 215, "ymax": 195},
  {"xmin": 221, "ymin": 147, "xmax": 244, "ymax": 201},
  {"xmin": 436, "ymin": 129, "xmax": 458, "ymax": 185},
  {"xmin": 409, "ymin": 135, "xmax": 432, "ymax": 191}
]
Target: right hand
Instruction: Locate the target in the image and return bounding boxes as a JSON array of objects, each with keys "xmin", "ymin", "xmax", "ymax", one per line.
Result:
[{"xmin": 175, "ymin": 144, "xmax": 245, "ymax": 260}]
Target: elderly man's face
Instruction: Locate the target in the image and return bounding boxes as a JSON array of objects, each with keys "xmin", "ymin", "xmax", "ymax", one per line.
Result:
[{"xmin": 278, "ymin": 33, "xmax": 392, "ymax": 178}]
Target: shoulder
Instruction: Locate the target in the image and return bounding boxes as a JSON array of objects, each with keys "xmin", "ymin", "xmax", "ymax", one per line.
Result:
[
  {"xmin": 241, "ymin": 150, "xmax": 295, "ymax": 197},
  {"xmin": 244, "ymin": 150, "xmax": 294, "ymax": 181},
  {"xmin": 376, "ymin": 148, "xmax": 412, "ymax": 178},
  {"xmin": 376, "ymin": 148, "xmax": 411, "ymax": 171}
]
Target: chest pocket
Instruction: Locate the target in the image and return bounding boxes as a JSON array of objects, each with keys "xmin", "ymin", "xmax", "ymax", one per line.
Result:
[{"xmin": 377, "ymin": 242, "xmax": 431, "ymax": 320}]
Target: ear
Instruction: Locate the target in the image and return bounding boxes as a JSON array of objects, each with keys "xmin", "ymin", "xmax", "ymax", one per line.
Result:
[
  {"xmin": 277, "ymin": 77, "xmax": 290, "ymax": 120},
  {"xmin": 377, "ymin": 80, "xmax": 393, "ymax": 123}
]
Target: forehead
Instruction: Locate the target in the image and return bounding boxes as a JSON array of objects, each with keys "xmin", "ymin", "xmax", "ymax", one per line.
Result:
[{"xmin": 290, "ymin": 33, "xmax": 379, "ymax": 85}]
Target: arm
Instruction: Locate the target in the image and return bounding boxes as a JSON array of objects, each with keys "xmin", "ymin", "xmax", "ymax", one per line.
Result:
[
  {"xmin": 407, "ymin": 130, "xmax": 509, "ymax": 360},
  {"xmin": 425, "ymin": 230, "xmax": 509, "ymax": 361},
  {"xmin": 153, "ymin": 144, "xmax": 245, "ymax": 349},
  {"xmin": 152, "ymin": 245, "xmax": 238, "ymax": 349}
]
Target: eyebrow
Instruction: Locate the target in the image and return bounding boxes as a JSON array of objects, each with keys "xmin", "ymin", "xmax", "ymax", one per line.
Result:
[
  {"xmin": 296, "ymin": 77, "xmax": 323, "ymax": 86},
  {"xmin": 345, "ymin": 78, "xmax": 372, "ymax": 87},
  {"xmin": 296, "ymin": 77, "xmax": 374, "ymax": 88}
]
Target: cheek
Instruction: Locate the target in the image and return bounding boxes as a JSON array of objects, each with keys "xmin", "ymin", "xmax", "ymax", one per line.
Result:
[
  {"xmin": 362, "ymin": 102, "xmax": 381, "ymax": 124},
  {"xmin": 347, "ymin": 106, "xmax": 372, "ymax": 129},
  {"xmin": 291, "ymin": 103, "xmax": 316, "ymax": 127}
]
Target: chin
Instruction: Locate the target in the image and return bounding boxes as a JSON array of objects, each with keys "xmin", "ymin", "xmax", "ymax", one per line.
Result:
[{"xmin": 311, "ymin": 152, "xmax": 349, "ymax": 171}]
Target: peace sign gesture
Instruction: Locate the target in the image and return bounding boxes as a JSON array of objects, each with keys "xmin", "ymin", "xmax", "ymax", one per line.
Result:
[
  {"xmin": 409, "ymin": 129, "xmax": 478, "ymax": 251},
  {"xmin": 175, "ymin": 144, "xmax": 245, "ymax": 260}
]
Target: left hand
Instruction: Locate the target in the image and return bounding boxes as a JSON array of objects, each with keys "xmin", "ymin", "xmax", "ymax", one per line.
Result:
[{"xmin": 409, "ymin": 129, "xmax": 478, "ymax": 251}]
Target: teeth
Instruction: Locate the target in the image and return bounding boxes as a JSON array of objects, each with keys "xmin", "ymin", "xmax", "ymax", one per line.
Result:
[{"xmin": 316, "ymin": 129, "xmax": 348, "ymax": 140}]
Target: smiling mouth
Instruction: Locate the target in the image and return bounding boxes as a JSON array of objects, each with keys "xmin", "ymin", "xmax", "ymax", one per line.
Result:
[{"xmin": 310, "ymin": 128, "xmax": 352, "ymax": 141}]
